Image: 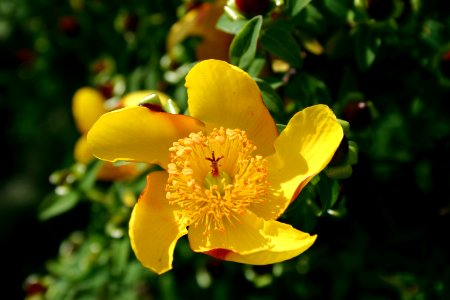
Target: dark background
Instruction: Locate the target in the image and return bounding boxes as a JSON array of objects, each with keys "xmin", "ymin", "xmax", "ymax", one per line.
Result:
[{"xmin": 1, "ymin": 0, "xmax": 450, "ymax": 299}]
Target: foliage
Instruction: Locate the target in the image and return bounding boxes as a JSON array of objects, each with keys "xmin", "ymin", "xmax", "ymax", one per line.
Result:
[{"xmin": 2, "ymin": 0, "xmax": 449, "ymax": 299}]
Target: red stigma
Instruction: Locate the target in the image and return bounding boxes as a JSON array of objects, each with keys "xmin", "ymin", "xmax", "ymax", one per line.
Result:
[{"xmin": 205, "ymin": 151, "xmax": 224, "ymax": 177}]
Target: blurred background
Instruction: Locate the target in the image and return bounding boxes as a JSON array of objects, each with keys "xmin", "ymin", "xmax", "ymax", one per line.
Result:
[
  {"xmin": 1, "ymin": 0, "xmax": 449, "ymax": 299},
  {"xmin": 1, "ymin": 0, "xmax": 181, "ymax": 297}
]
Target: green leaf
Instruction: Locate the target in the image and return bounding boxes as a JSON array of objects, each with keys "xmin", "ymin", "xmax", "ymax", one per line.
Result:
[
  {"xmin": 276, "ymin": 124, "xmax": 286, "ymax": 133},
  {"xmin": 316, "ymin": 173, "xmax": 331, "ymax": 213},
  {"xmin": 229, "ymin": 15, "xmax": 263, "ymax": 69},
  {"xmin": 260, "ymin": 26, "xmax": 303, "ymax": 68},
  {"xmin": 110, "ymin": 238, "xmax": 130, "ymax": 276},
  {"xmin": 316, "ymin": 173, "xmax": 340, "ymax": 212},
  {"xmin": 293, "ymin": 5, "xmax": 326, "ymax": 33},
  {"xmin": 159, "ymin": 272, "xmax": 178, "ymax": 300},
  {"xmin": 246, "ymin": 52, "xmax": 266, "ymax": 77},
  {"xmin": 323, "ymin": 0, "xmax": 351, "ymax": 20},
  {"xmin": 347, "ymin": 141, "xmax": 359, "ymax": 165},
  {"xmin": 216, "ymin": 14, "xmax": 247, "ymax": 35},
  {"xmin": 255, "ymin": 78, "xmax": 285, "ymax": 121},
  {"xmin": 287, "ymin": 0, "xmax": 311, "ymax": 17},
  {"xmin": 38, "ymin": 190, "xmax": 80, "ymax": 220},
  {"xmin": 78, "ymin": 159, "xmax": 103, "ymax": 192},
  {"xmin": 163, "ymin": 98, "xmax": 180, "ymax": 114},
  {"xmin": 285, "ymin": 73, "xmax": 331, "ymax": 107},
  {"xmin": 325, "ymin": 164, "xmax": 353, "ymax": 179},
  {"xmin": 354, "ymin": 26, "xmax": 382, "ymax": 72},
  {"xmin": 128, "ymin": 66, "xmax": 145, "ymax": 91}
]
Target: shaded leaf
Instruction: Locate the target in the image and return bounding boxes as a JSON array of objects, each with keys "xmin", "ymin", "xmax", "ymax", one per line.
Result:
[
  {"xmin": 354, "ymin": 26, "xmax": 382, "ymax": 71},
  {"xmin": 323, "ymin": 0, "xmax": 351, "ymax": 20},
  {"xmin": 261, "ymin": 26, "xmax": 302, "ymax": 68},
  {"xmin": 292, "ymin": 4, "xmax": 326, "ymax": 33},
  {"xmin": 316, "ymin": 173, "xmax": 340, "ymax": 212},
  {"xmin": 255, "ymin": 78, "xmax": 285, "ymax": 121}
]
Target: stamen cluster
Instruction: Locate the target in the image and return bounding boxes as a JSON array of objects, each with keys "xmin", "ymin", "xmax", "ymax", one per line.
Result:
[{"xmin": 166, "ymin": 127, "xmax": 269, "ymax": 234}]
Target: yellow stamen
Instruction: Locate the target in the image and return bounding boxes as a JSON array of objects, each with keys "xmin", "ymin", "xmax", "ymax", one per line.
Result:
[{"xmin": 166, "ymin": 127, "xmax": 269, "ymax": 234}]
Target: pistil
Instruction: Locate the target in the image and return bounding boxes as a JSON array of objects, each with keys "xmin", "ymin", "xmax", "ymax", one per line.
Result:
[{"xmin": 205, "ymin": 151, "xmax": 224, "ymax": 177}]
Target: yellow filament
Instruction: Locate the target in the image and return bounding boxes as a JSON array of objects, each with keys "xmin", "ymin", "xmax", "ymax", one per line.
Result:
[{"xmin": 166, "ymin": 127, "xmax": 269, "ymax": 234}]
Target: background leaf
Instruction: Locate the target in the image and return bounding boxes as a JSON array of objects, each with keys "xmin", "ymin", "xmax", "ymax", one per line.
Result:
[
  {"xmin": 216, "ymin": 14, "xmax": 247, "ymax": 34},
  {"xmin": 354, "ymin": 26, "xmax": 382, "ymax": 72},
  {"xmin": 229, "ymin": 15, "xmax": 263, "ymax": 69},
  {"xmin": 286, "ymin": 0, "xmax": 312, "ymax": 17},
  {"xmin": 255, "ymin": 78, "xmax": 285, "ymax": 122},
  {"xmin": 38, "ymin": 191, "xmax": 80, "ymax": 221},
  {"xmin": 260, "ymin": 25, "xmax": 303, "ymax": 68}
]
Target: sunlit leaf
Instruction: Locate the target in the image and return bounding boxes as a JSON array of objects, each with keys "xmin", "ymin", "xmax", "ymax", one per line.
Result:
[
  {"xmin": 246, "ymin": 52, "xmax": 266, "ymax": 77},
  {"xmin": 216, "ymin": 14, "xmax": 247, "ymax": 34},
  {"xmin": 229, "ymin": 15, "xmax": 263, "ymax": 69}
]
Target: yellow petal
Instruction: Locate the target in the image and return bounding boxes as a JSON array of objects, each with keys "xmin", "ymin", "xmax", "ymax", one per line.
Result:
[
  {"xmin": 167, "ymin": 2, "xmax": 232, "ymax": 61},
  {"xmin": 188, "ymin": 210, "xmax": 270, "ymax": 255},
  {"xmin": 251, "ymin": 104, "xmax": 343, "ymax": 220},
  {"xmin": 129, "ymin": 171, "xmax": 188, "ymax": 275},
  {"xmin": 207, "ymin": 221, "xmax": 317, "ymax": 265},
  {"xmin": 189, "ymin": 210, "xmax": 316, "ymax": 264},
  {"xmin": 74, "ymin": 135, "xmax": 93, "ymax": 164},
  {"xmin": 87, "ymin": 106, "xmax": 205, "ymax": 167},
  {"xmin": 186, "ymin": 60, "xmax": 278, "ymax": 157},
  {"xmin": 72, "ymin": 87, "xmax": 107, "ymax": 134},
  {"xmin": 74, "ymin": 134, "xmax": 139, "ymax": 181}
]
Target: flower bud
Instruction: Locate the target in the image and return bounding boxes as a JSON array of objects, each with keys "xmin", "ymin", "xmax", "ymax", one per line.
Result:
[
  {"xmin": 97, "ymin": 82, "xmax": 114, "ymax": 99},
  {"xmin": 16, "ymin": 48, "xmax": 35, "ymax": 67},
  {"xmin": 58, "ymin": 16, "xmax": 80, "ymax": 37},
  {"xmin": 95, "ymin": 75, "xmax": 126, "ymax": 99},
  {"xmin": 90, "ymin": 57, "xmax": 115, "ymax": 75},
  {"xmin": 124, "ymin": 13, "xmax": 139, "ymax": 32},
  {"xmin": 329, "ymin": 136, "xmax": 349, "ymax": 166},
  {"xmin": 185, "ymin": 0, "xmax": 203, "ymax": 11},
  {"xmin": 235, "ymin": 0, "xmax": 271, "ymax": 17},
  {"xmin": 343, "ymin": 101, "xmax": 372, "ymax": 129},
  {"xmin": 440, "ymin": 51, "xmax": 450, "ymax": 78},
  {"xmin": 24, "ymin": 275, "xmax": 47, "ymax": 297}
]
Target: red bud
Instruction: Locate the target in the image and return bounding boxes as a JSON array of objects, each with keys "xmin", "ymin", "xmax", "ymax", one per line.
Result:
[{"xmin": 235, "ymin": 0, "xmax": 271, "ymax": 16}]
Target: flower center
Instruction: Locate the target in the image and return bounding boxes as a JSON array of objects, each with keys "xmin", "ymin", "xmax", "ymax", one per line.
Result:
[{"xmin": 166, "ymin": 127, "xmax": 269, "ymax": 234}]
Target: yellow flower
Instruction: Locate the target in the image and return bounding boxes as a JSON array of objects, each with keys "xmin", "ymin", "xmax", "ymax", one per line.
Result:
[
  {"xmin": 72, "ymin": 87, "xmax": 169, "ymax": 181},
  {"xmin": 167, "ymin": 1, "xmax": 233, "ymax": 61},
  {"xmin": 87, "ymin": 60, "xmax": 343, "ymax": 274}
]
